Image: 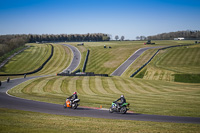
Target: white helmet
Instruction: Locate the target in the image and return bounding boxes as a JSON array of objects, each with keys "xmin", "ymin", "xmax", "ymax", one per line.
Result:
[{"xmin": 121, "ymin": 95, "xmax": 124, "ymax": 98}]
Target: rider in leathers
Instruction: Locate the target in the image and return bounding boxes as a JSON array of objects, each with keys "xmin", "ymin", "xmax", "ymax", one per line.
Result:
[
  {"xmin": 67, "ymin": 92, "xmax": 78, "ymax": 105},
  {"xmin": 115, "ymin": 95, "xmax": 126, "ymax": 109}
]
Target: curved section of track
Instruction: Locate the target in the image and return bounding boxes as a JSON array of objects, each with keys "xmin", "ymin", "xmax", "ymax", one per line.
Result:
[
  {"xmin": 61, "ymin": 44, "xmax": 81, "ymax": 73},
  {"xmin": 111, "ymin": 46, "xmax": 163, "ymax": 76},
  {"xmin": 0, "ymin": 44, "xmax": 200, "ymax": 124},
  {"xmin": 0, "ymin": 79, "xmax": 199, "ymax": 124}
]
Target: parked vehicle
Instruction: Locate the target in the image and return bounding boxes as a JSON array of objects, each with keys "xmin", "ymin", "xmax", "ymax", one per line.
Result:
[
  {"xmin": 109, "ymin": 101, "xmax": 130, "ymax": 114},
  {"xmin": 63, "ymin": 98, "xmax": 80, "ymax": 109}
]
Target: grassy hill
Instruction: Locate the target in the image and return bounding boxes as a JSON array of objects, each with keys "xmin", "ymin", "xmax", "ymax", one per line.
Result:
[
  {"xmin": 0, "ymin": 43, "xmax": 72, "ymax": 81},
  {"xmin": 135, "ymin": 44, "xmax": 200, "ymax": 82},
  {"xmin": 67, "ymin": 40, "xmax": 197, "ymax": 76},
  {"xmin": 1, "ymin": 108, "xmax": 200, "ymax": 133},
  {"xmin": 8, "ymin": 75, "xmax": 200, "ymax": 117},
  {"xmin": 0, "ymin": 43, "xmax": 51, "ymax": 74},
  {"xmin": 1, "ymin": 40, "xmax": 200, "ymax": 132}
]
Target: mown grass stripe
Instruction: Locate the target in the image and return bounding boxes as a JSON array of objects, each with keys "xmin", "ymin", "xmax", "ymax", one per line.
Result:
[
  {"xmin": 95, "ymin": 76, "xmax": 108, "ymax": 94},
  {"xmin": 132, "ymin": 79, "xmax": 153, "ymax": 93},
  {"xmin": 76, "ymin": 77, "xmax": 87, "ymax": 95},
  {"xmin": 89, "ymin": 77, "xmax": 100, "ymax": 94},
  {"xmin": 106, "ymin": 78, "xmax": 122, "ymax": 94},
  {"xmin": 32, "ymin": 77, "xmax": 54, "ymax": 94},
  {"xmin": 82, "ymin": 77, "xmax": 96, "ymax": 95},
  {"xmin": 58, "ymin": 45, "xmax": 71, "ymax": 72},
  {"xmin": 101, "ymin": 77, "xmax": 114, "ymax": 93},
  {"xmin": 52, "ymin": 76, "xmax": 66, "ymax": 94},
  {"xmin": 126, "ymin": 78, "xmax": 149, "ymax": 94},
  {"xmin": 68, "ymin": 77, "xmax": 78, "ymax": 94},
  {"xmin": 39, "ymin": 44, "xmax": 60, "ymax": 74},
  {"xmin": 22, "ymin": 79, "xmax": 41, "ymax": 94},
  {"xmin": 60, "ymin": 77, "xmax": 71, "ymax": 94},
  {"xmin": 43, "ymin": 78, "xmax": 57, "ymax": 93},
  {"xmin": 120, "ymin": 78, "xmax": 137, "ymax": 94}
]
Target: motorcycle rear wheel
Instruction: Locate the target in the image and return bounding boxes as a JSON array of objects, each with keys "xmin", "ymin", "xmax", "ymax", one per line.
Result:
[
  {"xmin": 72, "ymin": 103, "xmax": 78, "ymax": 109},
  {"xmin": 109, "ymin": 107, "xmax": 113, "ymax": 113}
]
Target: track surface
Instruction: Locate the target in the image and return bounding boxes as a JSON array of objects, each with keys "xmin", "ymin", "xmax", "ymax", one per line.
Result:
[
  {"xmin": 61, "ymin": 44, "xmax": 81, "ymax": 73},
  {"xmin": 0, "ymin": 44, "xmax": 200, "ymax": 124},
  {"xmin": 111, "ymin": 46, "xmax": 163, "ymax": 76}
]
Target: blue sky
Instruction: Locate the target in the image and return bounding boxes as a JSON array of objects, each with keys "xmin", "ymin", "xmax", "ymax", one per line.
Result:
[{"xmin": 0, "ymin": 0, "xmax": 200, "ymax": 40}]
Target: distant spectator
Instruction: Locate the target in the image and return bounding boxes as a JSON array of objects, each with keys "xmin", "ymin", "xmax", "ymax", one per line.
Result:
[
  {"xmin": 0, "ymin": 81, "xmax": 1, "ymax": 86},
  {"xmin": 24, "ymin": 74, "xmax": 26, "ymax": 78},
  {"xmin": 7, "ymin": 77, "xmax": 10, "ymax": 83}
]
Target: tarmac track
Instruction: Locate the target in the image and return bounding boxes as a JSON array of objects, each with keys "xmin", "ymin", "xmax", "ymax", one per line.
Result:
[
  {"xmin": 0, "ymin": 44, "xmax": 200, "ymax": 124},
  {"xmin": 61, "ymin": 44, "xmax": 81, "ymax": 73},
  {"xmin": 111, "ymin": 46, "xmax": 164, "ymax": 76}
]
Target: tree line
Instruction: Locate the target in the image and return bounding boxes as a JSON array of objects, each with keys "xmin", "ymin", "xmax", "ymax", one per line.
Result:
[
  {"xmin": 28, "ymin": 33, "xmax": 110, "ymax": 42},
  {"xmin": 135, "ymin": 30, "xmax": 200, "ymax": 40},
  {"xmin": 0, "ymin": 33, "xmax": 110, "ymax": 59},
  {"xmin": 0, "ymin": 35, "xmax": 28, "ymax": 57},
  {"xmin": 147, "ymin": 30, "xmax": 200, "ymax": 40}
]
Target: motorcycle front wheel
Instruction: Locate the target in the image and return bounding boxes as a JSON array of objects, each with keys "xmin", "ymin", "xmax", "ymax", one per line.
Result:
[
  {"xmin": 63, "ymin": 103, "xmax": 67, "ymax": 108},
  {"xmin": 120, "ymin": 106, "xmax": 127, "ymax": 114}
]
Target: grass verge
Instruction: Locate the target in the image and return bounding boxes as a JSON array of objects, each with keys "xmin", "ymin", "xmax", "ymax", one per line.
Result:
[
  {"xmin": 0, "ymin": 108, "xmax": 200, "ymax": 133},
  {"xmin": 8, "ymin": 76, "xmax": 200, "ymax": 117},
  {"xmin": 174, "ymin": 74, "xmax": 200, "ymax": 83},
  {"xmin": 135, "ymin": 44, "xmax": 200, "ymax": 82}
]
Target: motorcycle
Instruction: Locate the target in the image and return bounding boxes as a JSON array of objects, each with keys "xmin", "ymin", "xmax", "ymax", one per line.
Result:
[
  {"xmin": 109, "ymin": 101, "xmax": 130, "ymax": 114},
  {"xmin": 63, "ymin": 98, "xmax": 80, "ymax": 109}
]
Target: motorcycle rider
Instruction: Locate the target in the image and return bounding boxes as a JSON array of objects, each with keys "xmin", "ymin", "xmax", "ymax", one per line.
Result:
[
  {"xmin": 114, "ymin": 95, "xmax": 126, "ymax": 109},
  {"xmin": 67, "ymin": 92, "xmax": 78, "ymax": 105}
]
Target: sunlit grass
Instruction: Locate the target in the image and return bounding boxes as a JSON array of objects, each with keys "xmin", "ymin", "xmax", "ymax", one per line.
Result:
[
  {"xmin": 1, "ymin": 108, "xmax": 200, "ymax": 133},
  {"xmin": 8, "ymin": 76, "xmax": 200, "ymax": 117},
  {"xmin": 138, "ymin": 44, "xmax": 200, "ymax": 82},
  {"xmin": 0, "ymin": 43, "xmax": 51, "ymax": 74}
]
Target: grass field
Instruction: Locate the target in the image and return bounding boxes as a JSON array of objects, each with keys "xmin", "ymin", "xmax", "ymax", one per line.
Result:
[
  {"xmin": 0, "ymin": 43, "xmax": 51, "ymax": 74},
  {"xmin": 66, "ymin": 40, "xmax": 196, "ymax": 75},
  {"xmin": 1, "ymin": 40, "xmax": 200, "ymax": 132},
  {"xmin": 8, "ymin": 75, "xmax": 200, "ymax": 117},
  {"xmin": 0, "ymin": 43, "xmax": 72, "ymax": 81},
  {"xmin": 0, "ymin": 45, "xmax": 26, "ymax": 64},
  {"xmin": 122, "ymin": 48, "xmax": 159, "ymax": 77},
  {"xmin": 136, "ymin": 44, "xmax": 200, "ymax": 82},
  {"xmin": 33, "ymin": 43, "xmax": 72, "ymax": 76},
  {"xmin": 1, "ymin": 108, "xmax": 200, "ymax": 133}
]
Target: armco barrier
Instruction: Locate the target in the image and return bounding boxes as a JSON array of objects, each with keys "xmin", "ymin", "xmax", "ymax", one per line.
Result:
[
  {"xmin": 0, "ymin": 44, "xmax": 54, "ymax": 76},
  {"xmin": 82, "ymin": 49, "xmax": 89, "ymax": 72},
  {"xmin": 57, "ymin": 72, "xmax": 108, "ymax": 77},
  {"xmin": 130, "ymin": 44, "xmax": 196, "ymax": 77}
]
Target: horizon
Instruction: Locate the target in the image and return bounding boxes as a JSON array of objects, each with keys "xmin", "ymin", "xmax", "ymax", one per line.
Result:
[{"xmin": 0, "ymin": 0, "xmax": 200, "ymax": 40}]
